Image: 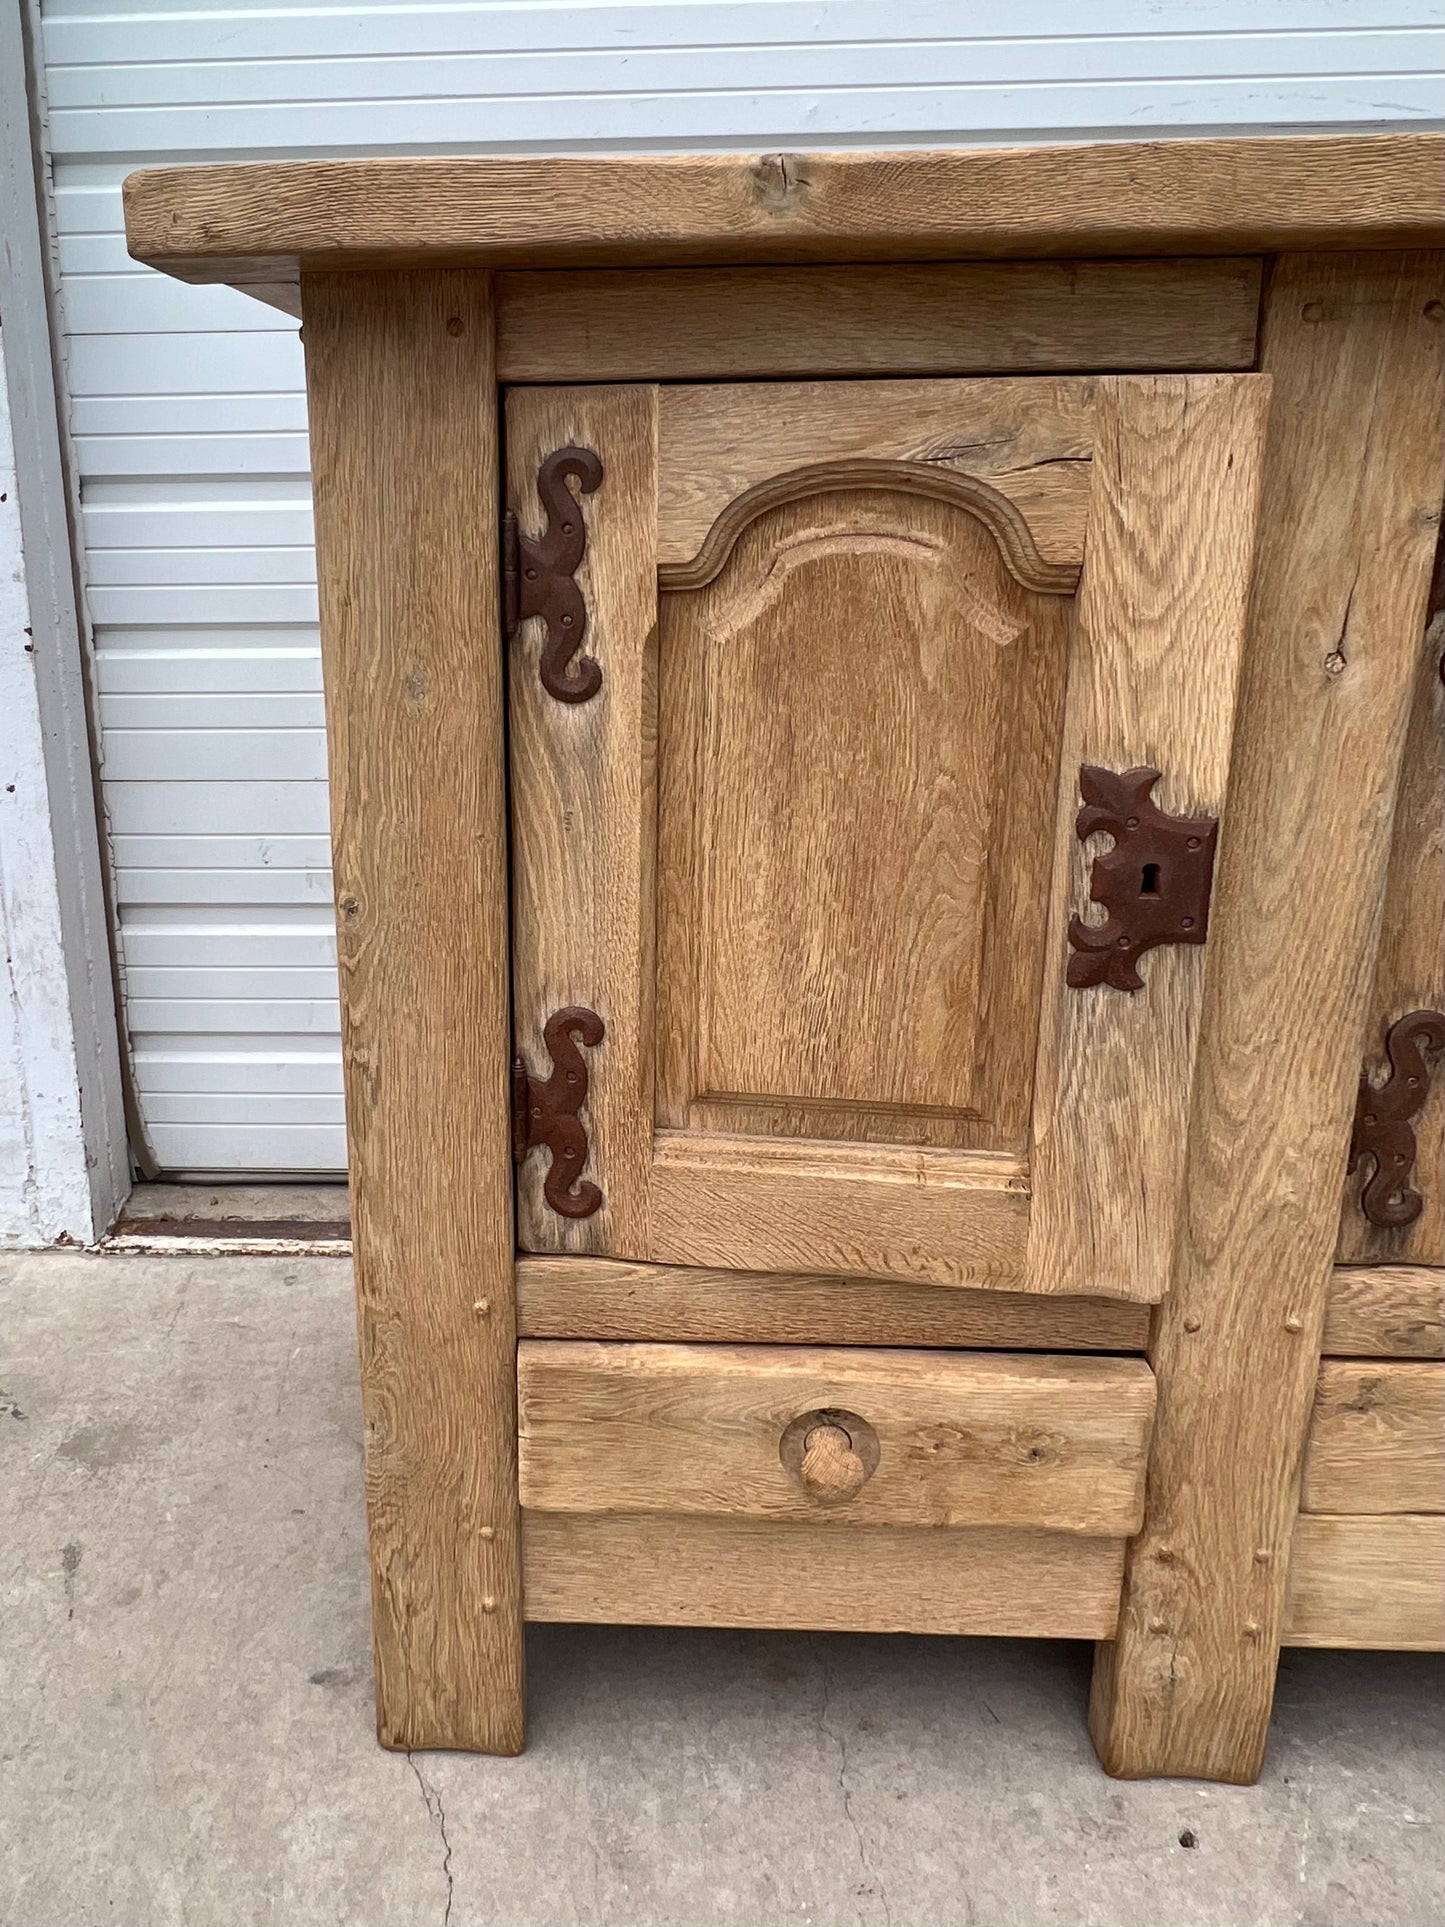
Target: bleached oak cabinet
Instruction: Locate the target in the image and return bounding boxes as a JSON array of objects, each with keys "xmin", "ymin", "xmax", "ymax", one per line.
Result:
[{"xmin": 126, "ymin": 137, "xmax": 1444, "ymax": 1783}]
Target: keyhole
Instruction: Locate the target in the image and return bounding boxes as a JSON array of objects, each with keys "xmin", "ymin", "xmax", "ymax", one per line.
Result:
[{"xmin": 1140, "ymin": 863, "xmax": 1161, "ymax": 897}]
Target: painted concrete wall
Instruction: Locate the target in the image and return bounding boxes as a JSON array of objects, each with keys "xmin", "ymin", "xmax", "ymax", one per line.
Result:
[{"xmin": 1, "ymin": 340, "xmax": 95, "ymax": 1245}]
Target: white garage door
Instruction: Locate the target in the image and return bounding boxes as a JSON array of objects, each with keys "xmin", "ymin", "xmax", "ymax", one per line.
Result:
[{"xmin": 38, "ymin": 0, "xmax": 1442, "ymax": 1175}]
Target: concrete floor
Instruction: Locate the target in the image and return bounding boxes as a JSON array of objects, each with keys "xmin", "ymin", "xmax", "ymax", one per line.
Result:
[{"xmin": 1, "ymin": 1252, "xmax": 1440, "ymax": 1927}]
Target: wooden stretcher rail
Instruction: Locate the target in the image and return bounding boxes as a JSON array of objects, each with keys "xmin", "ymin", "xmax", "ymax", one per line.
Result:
[
  {"xmin": 492, "ymin": 258, "xmax": 1263, "ymax": 382},
  {"xmin": 521, "ymin": 1514, "xmax": 1129, "ymax": 1638},
  {"xmin": 515, "ymin": 1256, "xmax": 1445, "ymax": 1357},
  {"xmin": 522, "ymin": 1511, "xmax": 1445, "ymax": 1650}
]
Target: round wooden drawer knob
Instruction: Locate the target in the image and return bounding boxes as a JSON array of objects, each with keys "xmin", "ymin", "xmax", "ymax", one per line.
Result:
[
  {"xmin": 780, "ymin": 1407, "xmax": 880, "ymax": 1504},
  {"xmin": 799, "ymin": 1423, "xmax": 868, "ymax": 1500}
]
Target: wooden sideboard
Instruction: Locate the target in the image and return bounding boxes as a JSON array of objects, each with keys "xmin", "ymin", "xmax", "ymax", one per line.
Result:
[{"xmin": 126, "ymin": 135, "xmax": 1445, "ymax": 1783}]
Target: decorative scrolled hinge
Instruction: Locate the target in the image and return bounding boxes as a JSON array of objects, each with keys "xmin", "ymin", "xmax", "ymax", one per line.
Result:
[
  {"xmin": 511, "ymin": 1005, "xmax": 606, "ymax": 1219},
  {"xmin": 1066, "ymin": 764, "xmax": 1219, "ymax": 992},
  {"xmin": 1350, "ymin": 1008, "xmax": 1445, "ymax": 1228},
  {"xmin": 503, "ymin": 445, "xmax": 604, "ymax": 703}
]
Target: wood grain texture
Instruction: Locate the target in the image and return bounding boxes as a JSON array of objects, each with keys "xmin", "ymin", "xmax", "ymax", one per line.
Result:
[
  {"xmin": 515, "ymin": 1256, "xmax": 1151, "ymax": 1352},
  {"xmin": 517, "ymin": 1341, "xmax": 1155, "ymax": 1534},
  {"xmin": 660, "ymin": 461, "xmax": 1078, "ymax": 597},
  {"xmin": 301, "ymin": 269, "xmax": 522, "ymax": 1753},
  {"xmin": 522, "ymin": 1513, "xmax": 1127, "ymax": 1638},
  {"xmin": 508, "ymin": 385, "xmax": 659, "ymax": 1256},
  {"xmin": 1337, "ymin": 591, "xmax": 1445, "ymax": 1265},
  {"xmin": 494, "ymin": 258, "xmax": 1263, "ymax": 382},
  {"xmin": 656, "ymin": 481, "xmax": 1070, "ymax": 1152},
  {"xmin": 124, "ymin": 136, "xmax": 1444, "ymax": 288},
  {"xmin": 1090, "ymin": 254, "xmax": 1445, "ymax": 1784},
  {"xmin": 644, "ymin": 1134, "xmax": 1030, "ymax": 1291},
  {"xmin": 1323, "ymin": 1265, "xmax": 1445, "ymax": 1359},
  {"xmin": 511, "ymin": 376, "xmax": 1128, "ymax": 1294},
  {"xmin": 1028, "ymin": 375, "xmax": 1270, "ymax": 1303},
  {"xmin": 1301, "ymin": 1362, "xmax": 1444, "ymax": 1513},
  {"xmin": 655, "ymin": 378, "xmax": 1095, "ymax": 574},
  {"xmin": 1283, "ymin": 1515, "xmax": 1445, "ymax": 1650}
]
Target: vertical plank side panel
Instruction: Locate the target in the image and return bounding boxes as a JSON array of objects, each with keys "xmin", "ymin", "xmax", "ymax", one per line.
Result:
[
  {"xmin": 302, "ymin": 269, "xmax": 523, "ymax": 1753},
  {"xmin": 508, "ymin": 386, "xmax": 659, "ymax": 1254},
  {"xmin": 1091, "ymin": 252, "xmax": 1445, "ymax": 1783},
  {"xmin": 1028, "ymin": 375, "xmax": 1271, "ymax": 1301}
]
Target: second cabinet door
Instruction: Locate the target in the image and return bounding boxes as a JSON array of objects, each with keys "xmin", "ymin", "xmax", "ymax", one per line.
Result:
[{"xmin": 508, "ymin": 375, "xmax": 1270, "ymax": 1301}]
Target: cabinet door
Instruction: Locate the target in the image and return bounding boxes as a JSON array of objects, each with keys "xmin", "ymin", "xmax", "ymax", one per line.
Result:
[{"xmin": 508, "ymin": 376, "xmax": 1269, "ymax": 1300}]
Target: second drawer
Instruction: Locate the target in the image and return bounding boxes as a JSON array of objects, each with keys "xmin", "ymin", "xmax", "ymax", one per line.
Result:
[{"xmin": 517, "ymin": 1340, "xmax": 1155, "ymax": 1536}]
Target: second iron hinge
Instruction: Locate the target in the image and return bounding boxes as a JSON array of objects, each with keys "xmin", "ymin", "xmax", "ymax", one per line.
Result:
[{"xmin": 511, "ymin": 1005, "xmax": 606, "ymax": 1220}]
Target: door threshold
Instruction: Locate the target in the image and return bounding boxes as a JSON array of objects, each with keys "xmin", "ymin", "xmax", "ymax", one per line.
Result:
[{"xmin": 106, "ymin": 1182, "xmax": 352, "ymax": 1256}]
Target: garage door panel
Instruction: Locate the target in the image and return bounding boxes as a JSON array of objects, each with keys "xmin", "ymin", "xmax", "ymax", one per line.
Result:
[
  {"xmin": 95, "ymin": 642, "xmax": 322, "ymax": 694},
  {"xmin": 43, "ymin": 2, "xmax": 1439, "ymax": 1176},
  {"xmin": 127, "ymin": 999, "xmax": 341, "ymax": 1035},
  {"xmin": 101, "ymin": 727, "xmax": 328, "ymax": 782},
  {"xmin": 145, "ymin": 1122, "xmax": 348, "ymax": 1171},
  {"xmin": 126, "ymin": 960, "xmax": 337, "ymax": 998},
  {"xmin": 103, "ymin": 782, "xmax": 331, "ymax": 836},
  {"xmin": 134, "ymin": 1042, "xmax": 344, "ymax": 1096}
]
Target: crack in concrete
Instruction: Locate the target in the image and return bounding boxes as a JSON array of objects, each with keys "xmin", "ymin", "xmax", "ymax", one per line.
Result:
[
  {"xmin": 407, "ymin": 1754, "xmax": 455, "ymax": 1927},
  {"xmin": 814, "ymin": 1638, "xmax": 893, "ymax": 1927}
]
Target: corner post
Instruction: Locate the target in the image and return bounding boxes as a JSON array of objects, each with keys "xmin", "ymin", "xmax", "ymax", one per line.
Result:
[
  {"xmin": 1090, "ymin": 252, "xmax": 1444, "ymax": 1781},
  {"xmin": 302, "ymin": 268, "xmax": 524, "ymax": 1753}
]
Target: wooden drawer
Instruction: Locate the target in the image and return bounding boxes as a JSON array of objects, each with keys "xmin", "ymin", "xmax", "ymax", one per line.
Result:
[
  {"xmin": 517, "ymin": 1341, "xmax": 1154, "ymax": 1536},
  {"xmin": 1301, "ymin": 1360, "xmax": 1444, "ymax": 1515}
]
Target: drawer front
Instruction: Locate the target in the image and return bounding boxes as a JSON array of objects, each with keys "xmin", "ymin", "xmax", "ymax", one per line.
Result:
[
  {"xmin": 517, "ymin": 1341, "xmax": 1154, "ymax": 1536},
  {"xmin": 1301, "ymin": 1361, "xmax": 1444, "ymax": 1515},
  {"xmin": 1285, "ymin": 1515, "xmax": 1445, "ymax": 1651}
]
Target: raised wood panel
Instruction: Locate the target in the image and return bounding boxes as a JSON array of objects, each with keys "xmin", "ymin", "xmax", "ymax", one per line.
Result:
[
  {"xmin": 518, "ymin": 1340, "xmax": 1155, "ymax": 1535},
  {"xmin": 655, "ymin": 378, "xmax": 1095, "ymax": 575},
  {"xmin": 522, "ymin": 1514, "xmax": 1127, "ymax": 1639},
  {"xmin": 494, "ymin": 258, "xmax": 1262, "ymax": 382},
  {"xmin": 1323, "ymin": 1265, "xmax": 1445, "ymax": 1359},
  {"xmin": 1283, "ymin": 1515, "xmax": 1445, "ymax": 1651},
  {"xmin": 515, "ymin": 1256, "xmax": 1151, "ymax": 1351},
  {"xmin": 655, "ymin": 485, "xmax": 1071, "ymax": 1152},
  {"xmin": 1301, "ymin": 1362, "xmax": 1444, "ymax": 1514},
  {"xmin": 301, "ymin": 269, "xmax": 522, "ymax": 1754},
  {"xmin": 1091, "ymin": 253, "xmax": 1445, "ymax": 1783},
  {"xmin": 124, "ymin": 137, "xmax": 1445, "ymax": 288},
  {"xmin": 1028, "ymin": 374, "xmax": 1270, "ymax": 1303},
  {"xmin": 1338, "ymin": 583, "xmax": 1445, "ymax": 1266}
]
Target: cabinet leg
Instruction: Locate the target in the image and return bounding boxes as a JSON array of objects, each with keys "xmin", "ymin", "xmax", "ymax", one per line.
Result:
[
  {"xmin": 303, "ymin": 267, "xmax": 525, "ymax": 1752},
  {"xmin": 1089, "ymin": 251, "xmax": 1444, "ymax": 1782}
]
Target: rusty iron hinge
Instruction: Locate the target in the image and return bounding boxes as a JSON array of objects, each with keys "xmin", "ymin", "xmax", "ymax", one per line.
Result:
[
  {"xmin": 502, "ymin": 444, "xmax": 604, "ymax": 703},
  {"xmin": 1066, "ymin": 765, "xmax": 1219, "ymax": 992},
  {"xmin": 1350, "ymin": 1008, "xmax": 1445, "ymax": 1228},
  {"xmin": 511, "ymin": 1005, "xmax": 606, "ymax": 1219}
]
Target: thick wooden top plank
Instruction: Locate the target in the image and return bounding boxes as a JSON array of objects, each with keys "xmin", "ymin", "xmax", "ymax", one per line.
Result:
[{"xmin": 124, "ymin": 137, "xmax": 1444, "ymax": 293}]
